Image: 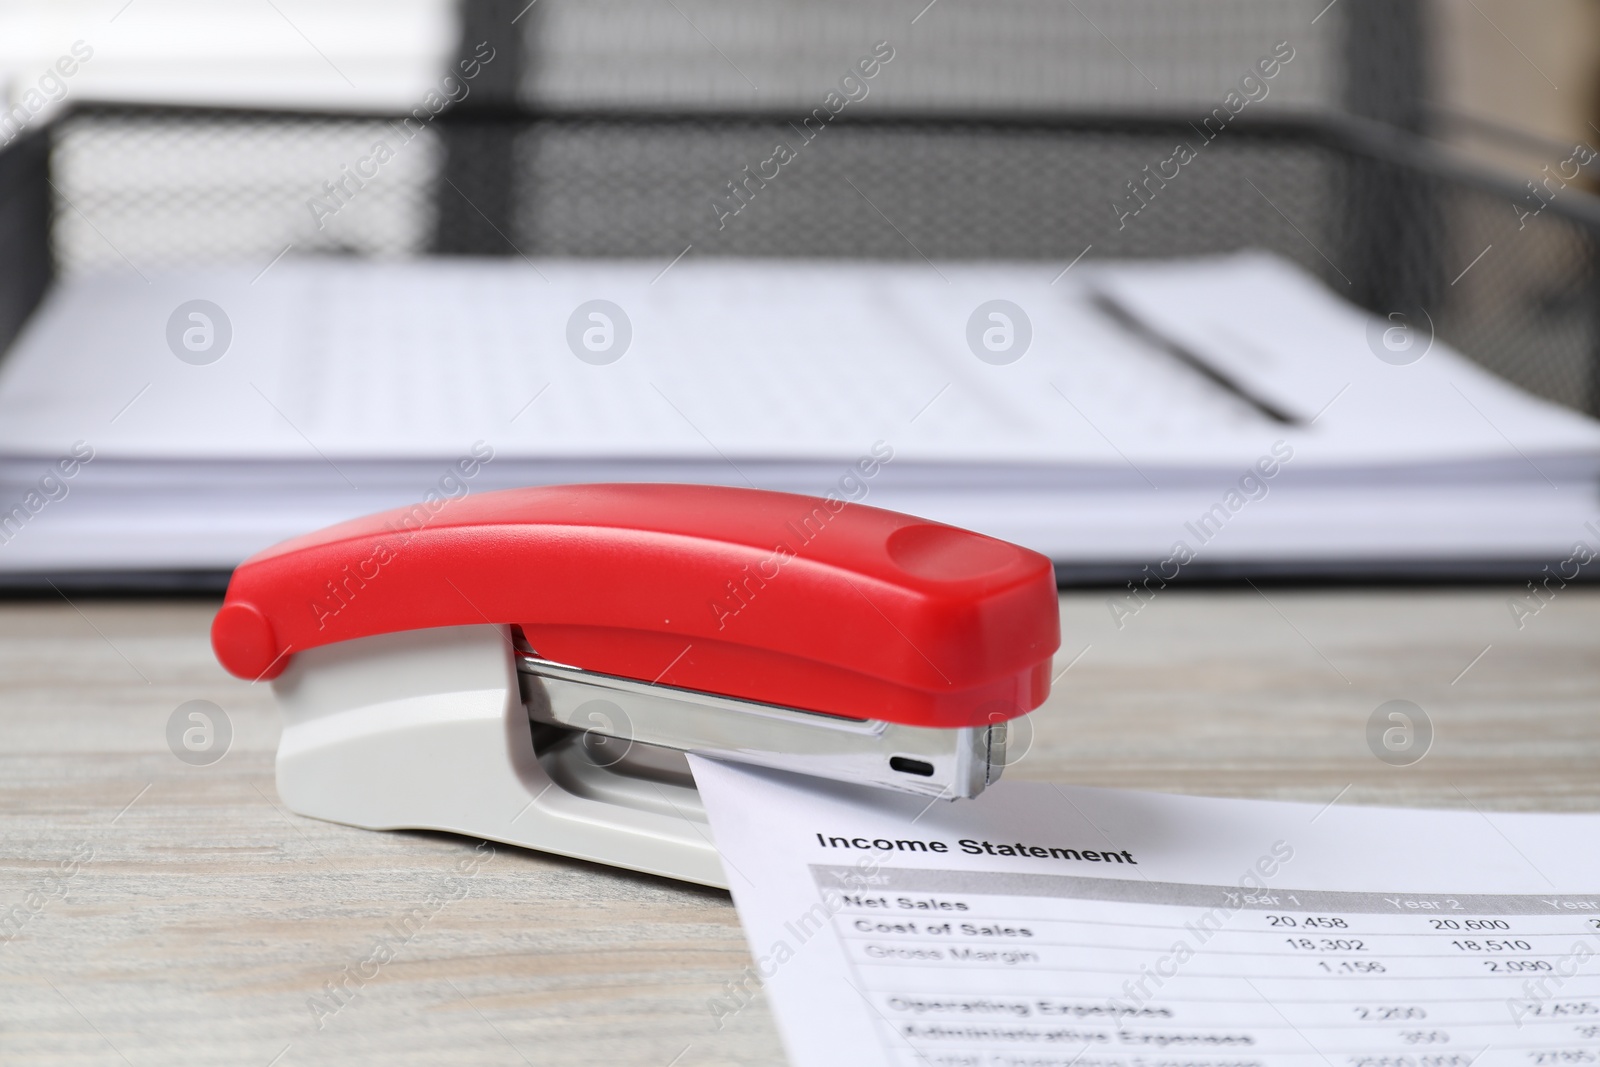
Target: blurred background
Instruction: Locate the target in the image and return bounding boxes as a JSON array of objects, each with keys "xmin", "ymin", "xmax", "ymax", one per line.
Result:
[
  {"xmin": 1, "ymin": 0, "xmax": 1600, "ymax": 586},
  {"xmin": 4, "ymin": 1, "xmax": 1597, "ymax": 144},
  {"xmin": 6, "ymin": 0, "xmax": 1597, "ymax": 311}
]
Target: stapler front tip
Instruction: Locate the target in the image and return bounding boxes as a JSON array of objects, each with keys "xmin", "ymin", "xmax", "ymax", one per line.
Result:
[{"xmin": 211, "ymin": 483, "xmax": 1060, "ymax": 887}]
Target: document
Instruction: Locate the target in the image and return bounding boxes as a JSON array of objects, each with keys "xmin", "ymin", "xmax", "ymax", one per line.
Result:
[
  {"xmin": 689, "ymin": 756, "xmax": 1600, "ymax": 1067},
  {"xmin": 4, "ymin": 253, "xmax": 1599, "ymax": 576}
]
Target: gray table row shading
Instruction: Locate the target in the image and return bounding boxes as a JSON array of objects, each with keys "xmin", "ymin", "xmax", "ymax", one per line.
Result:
[{"xmin": 813, "ymin": 865, "xmax": 1600, "ymax": 916}]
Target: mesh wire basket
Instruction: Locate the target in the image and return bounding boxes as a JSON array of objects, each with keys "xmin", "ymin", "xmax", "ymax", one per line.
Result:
[
  {"xmin": 0, "ymin": 0, "xmax": 1596, "ymax": 595},
  {"xmin": 19, "ymin": 103, "xmax": 1600, "ymax": 417}
]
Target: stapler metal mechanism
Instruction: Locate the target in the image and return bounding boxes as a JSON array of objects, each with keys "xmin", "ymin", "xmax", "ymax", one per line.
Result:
[{"xmin": 211, "ymin": 484, "xmax": 1060, "ymax": 887}]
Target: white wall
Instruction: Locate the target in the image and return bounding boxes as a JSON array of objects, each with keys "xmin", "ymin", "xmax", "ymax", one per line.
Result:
[
  {"xmin": 0, "ymin": 0, "xmax": 458, "ymax": 120},
  {"xmin": 1429, "ymin": 0, "xmax": 1600, "ymax": 173}
]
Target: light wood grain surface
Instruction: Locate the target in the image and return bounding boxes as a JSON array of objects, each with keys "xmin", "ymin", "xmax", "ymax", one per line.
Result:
[{"xmin": 3, "ymin": 588, "xmax": 1599, "ymax": 1065}]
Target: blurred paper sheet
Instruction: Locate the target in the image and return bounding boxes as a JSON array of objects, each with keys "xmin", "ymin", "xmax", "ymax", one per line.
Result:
[{"xmin": 0, "ymin": 252, "xmax": 1596, "ymax": 575}]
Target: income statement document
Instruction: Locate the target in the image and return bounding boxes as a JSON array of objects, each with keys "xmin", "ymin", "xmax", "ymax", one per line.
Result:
[{"xmin": 688, "ymin": 756, "xmax": 1600, "ymax": 1067}]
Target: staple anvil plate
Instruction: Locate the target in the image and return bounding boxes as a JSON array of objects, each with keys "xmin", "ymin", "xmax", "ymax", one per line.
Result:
[{"xmin": 210, "ymin": 483, "xmax": 1060, "ymax": 886}]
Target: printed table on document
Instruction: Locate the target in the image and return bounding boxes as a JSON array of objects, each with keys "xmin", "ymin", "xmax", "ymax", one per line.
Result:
[{"xmin": 813, "ymin": 865, "xmax": 1600, "ymax": 1067}]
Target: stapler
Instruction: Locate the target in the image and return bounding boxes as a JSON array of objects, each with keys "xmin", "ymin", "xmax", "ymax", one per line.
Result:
[{"xmin": 211, "ymin": 484, "xmax": 1059, "ymax": 887}]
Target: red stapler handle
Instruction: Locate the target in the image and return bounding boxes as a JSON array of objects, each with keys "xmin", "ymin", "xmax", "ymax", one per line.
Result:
[{"xmin": 211, "ymin": 484, "xmax": 1059, "ymax": 728}]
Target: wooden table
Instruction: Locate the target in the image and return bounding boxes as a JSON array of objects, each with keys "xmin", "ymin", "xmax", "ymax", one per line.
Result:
[{"xmin": 4, "ymin": 588, "xmax": 1599, "ymax": 1065}]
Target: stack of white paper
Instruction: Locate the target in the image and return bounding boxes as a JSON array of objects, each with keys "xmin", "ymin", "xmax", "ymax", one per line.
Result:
[{"xmin": 0, "ymin": 251, "xmax": 1594, "ymax": 578}]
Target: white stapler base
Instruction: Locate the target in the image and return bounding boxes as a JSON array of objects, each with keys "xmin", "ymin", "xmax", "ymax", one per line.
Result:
[{"xmin": 270, "ymin": 624, "xmax": 726, "ymax": 888}]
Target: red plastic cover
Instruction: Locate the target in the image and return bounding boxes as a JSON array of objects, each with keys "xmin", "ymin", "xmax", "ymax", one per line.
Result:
[{"xmin": 211, "ymin": 484, "xmax": 1059, "ymax": 728}]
